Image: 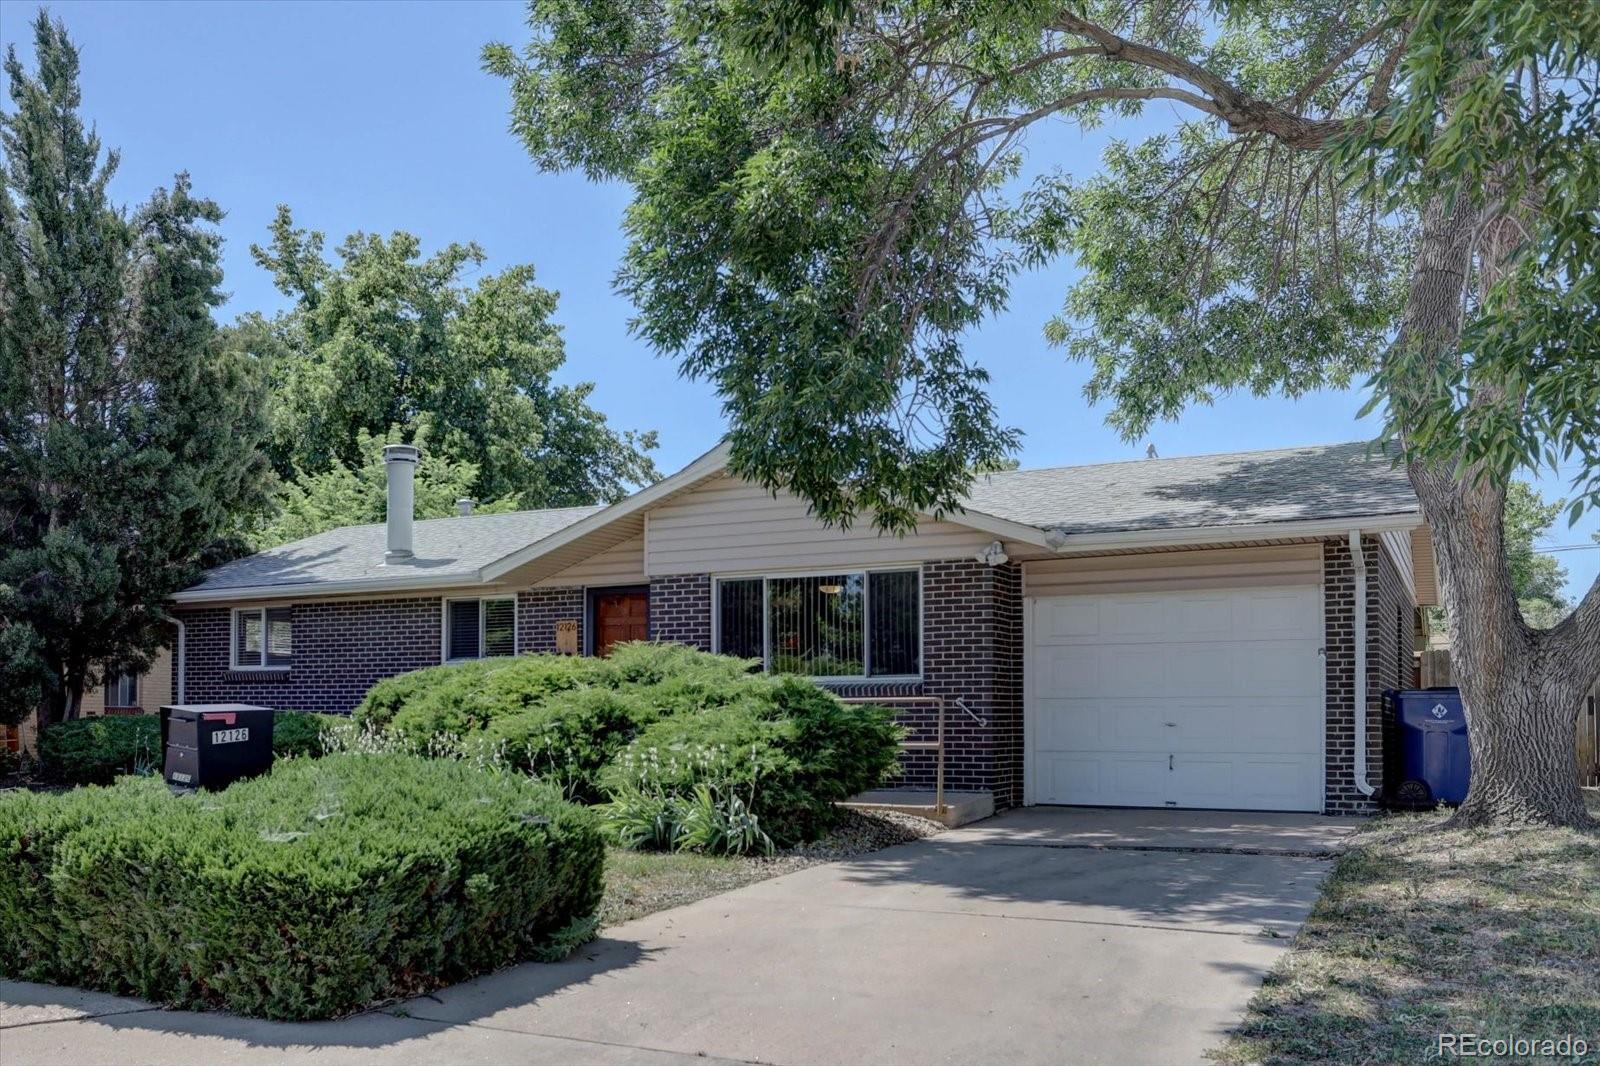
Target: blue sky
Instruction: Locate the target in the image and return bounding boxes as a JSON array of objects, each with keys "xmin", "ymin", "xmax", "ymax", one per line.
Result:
[{"xmin": 2, "ymin": 0, "xmax": 1593, "ymax": 598}]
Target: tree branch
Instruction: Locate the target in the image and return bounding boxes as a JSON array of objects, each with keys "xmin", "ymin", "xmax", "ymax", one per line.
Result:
[{"xmin": 1052, "ymin": 10, "xmax": 1362, "ymax": 149}]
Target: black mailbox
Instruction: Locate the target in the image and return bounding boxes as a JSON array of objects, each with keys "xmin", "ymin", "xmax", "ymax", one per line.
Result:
[{"xmin": 160, "ymin": 704, "xmax": 275, "ymax": 789}]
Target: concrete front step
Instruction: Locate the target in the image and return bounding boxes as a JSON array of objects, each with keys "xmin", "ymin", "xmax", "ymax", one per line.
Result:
[{"xmin": 842, "ymin": 789, "xmax": 995, "ymax": 828}]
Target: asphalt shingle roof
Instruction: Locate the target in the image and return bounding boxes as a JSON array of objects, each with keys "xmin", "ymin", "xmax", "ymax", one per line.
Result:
[
  {"xmin": 187, "ymin": 505, "xmax": 603, "ymax": 594},
  {"xmin": 186, "ymin": 442, "xmax": 1417, "ymax": 595},
  {"xmin": 962, "ymin": 442, "xmax": 1416, "ymax": 535}
]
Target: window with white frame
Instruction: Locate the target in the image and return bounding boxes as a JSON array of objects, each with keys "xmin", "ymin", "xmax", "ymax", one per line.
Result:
[
  {"xmin": 714, "ymin": 569, "xmax": 920, "ymax": 679},
  {"xmin": 104, "ymin": 670, "xmax": 138, "ymax": 708},
  {"xmin": 233, "ymin": 606, "xmax": 293, "ymax": 669},
  {"xmin": 446, "ymin": 597, "xmax": 516, "ymax": 660}
]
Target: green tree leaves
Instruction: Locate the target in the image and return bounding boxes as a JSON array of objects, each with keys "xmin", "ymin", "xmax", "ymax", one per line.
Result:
[
  {"xmin": 252, "ymin": 423, "xmax": 520, "ymax": 550},
  {"xmin": 237, "ymin": 205, "xmax": 660, "ymax": 515},
  {"xmin": 0, "ymin": 13, "xmax": 272, "ymax": 726}
]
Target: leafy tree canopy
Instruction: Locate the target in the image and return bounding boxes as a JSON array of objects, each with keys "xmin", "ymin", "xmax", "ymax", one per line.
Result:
[
  {"xmin": 486, "ymin": 0, "xmax": 1598, "ymax": 526},
  {"xmin": 237, "ymin": 205, "xmax": 661, "ymax": 511},
  {"xmin": 0, "ymin": 14, "xmax": 272, "ymax": 725},
  {"xmin": 254, "ymin": 422, "xmax": 519, "ymax": 549}
]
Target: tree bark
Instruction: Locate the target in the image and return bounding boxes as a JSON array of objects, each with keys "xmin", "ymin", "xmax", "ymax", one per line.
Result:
[{"xmin": 1398, "ymin": 191, "xmax": 1597, "ymax": 829}]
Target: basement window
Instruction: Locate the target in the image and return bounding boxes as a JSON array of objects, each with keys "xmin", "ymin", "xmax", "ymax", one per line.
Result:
[
  {"xmin": 445, "ymin": 597, "xmax": 516, "ymax": 661},
  {"xmin": 232, "ymin": 606, "xmax": 293, "ymax": 670},
  {"xmin": 713, "ymin": 569, "xmax": 921, "ymax": 680}
]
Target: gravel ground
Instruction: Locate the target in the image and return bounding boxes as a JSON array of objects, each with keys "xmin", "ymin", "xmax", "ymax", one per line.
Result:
[{"xmin": 601, "ymin": 809, "xmax": 944, "ymax": 927}]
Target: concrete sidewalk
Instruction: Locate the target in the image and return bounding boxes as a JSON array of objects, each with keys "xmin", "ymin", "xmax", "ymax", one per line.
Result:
[{"xmin": 1, "ymin": 809, "xmax": 1352, "ymax": 1066}]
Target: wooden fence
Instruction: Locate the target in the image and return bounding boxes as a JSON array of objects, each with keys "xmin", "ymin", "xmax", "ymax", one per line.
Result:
[{"xmin": 1420, "ymin": 650, "xmax": 1599, "ymax": 787}]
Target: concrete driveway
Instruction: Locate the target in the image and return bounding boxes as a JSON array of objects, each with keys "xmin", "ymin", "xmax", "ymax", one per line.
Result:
[{"xmin": 1, "ymin": 807, "xmax": 1355, "ymax": 1066}]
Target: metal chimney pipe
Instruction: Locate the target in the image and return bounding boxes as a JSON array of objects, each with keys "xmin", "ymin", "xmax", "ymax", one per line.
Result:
[
  {"xmin": 457, "ymin": 498, "xmax": 475, "ymax": 517},
  {"xmin": 383, "ymin": 444, "xmax": 420, "ymax": 562}
]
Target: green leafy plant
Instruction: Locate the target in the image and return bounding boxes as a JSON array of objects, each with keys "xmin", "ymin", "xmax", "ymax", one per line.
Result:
[
  {"xmin": 601, "ymin": 783, "xmax": 681, "ymax": 851},
  {"xmin": 673, "ymin": 784, "xmax": 774, "ymax": 857},
  {"xmin": 0, "ymin": 753, "xmax": 603, "ymax": 1020},
  {"xmin": 602, "ymin": 679, "xmax": 900, "ymax": 845},
  {"xmin": 36, "ymin": 711, "xmax": 341, "ymax": 785},
  {"xmin": 357, "ymin": 647, "xmax": 900, "ymax": 844}
]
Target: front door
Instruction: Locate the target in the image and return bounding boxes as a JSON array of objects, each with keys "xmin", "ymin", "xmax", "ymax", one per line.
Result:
[{"xmin": 593, "ymin": 591, "xmax": 649, "ymax": 657}]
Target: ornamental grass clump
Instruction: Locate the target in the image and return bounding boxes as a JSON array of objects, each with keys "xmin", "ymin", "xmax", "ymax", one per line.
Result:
[{"xmin": 0, "ymin": 753, "xmax": 603, "ymax": 1020}]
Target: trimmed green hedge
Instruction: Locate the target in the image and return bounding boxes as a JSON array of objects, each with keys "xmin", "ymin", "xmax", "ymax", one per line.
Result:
[
  {"xmin": 0, "ymin": 753, "xmax": 603, "ymax": 1019},
  {"xmin": 36, "ymin": 711, "xmax": 340, "ymax": 785},
  {"xmin": 355, "ymin": 644, "xmax": 903, "ymax": 848},
  {"xmin": 602, "ymin": 677, "xmax": 902, "ymax": 845}
]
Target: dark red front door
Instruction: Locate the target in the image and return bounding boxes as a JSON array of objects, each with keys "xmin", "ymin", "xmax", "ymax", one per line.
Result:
[{"xmin": 594, "ymin": 592, "xmax": 648, "ymax": 657}]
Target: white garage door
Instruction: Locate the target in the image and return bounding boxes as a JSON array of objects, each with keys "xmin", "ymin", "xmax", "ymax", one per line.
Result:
[{"xmin": 1027, "ymin": 586, "xmax": 1324, "ymax": 812}]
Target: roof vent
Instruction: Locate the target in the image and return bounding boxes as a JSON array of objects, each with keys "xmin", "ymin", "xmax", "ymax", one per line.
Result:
[
  {"xmin": 457, "ymin": 498, "xmax": 475, "ymax": 517},
  {"xmin": 383, "ymin": 444, "xmax": 419, "ymax": 562}
]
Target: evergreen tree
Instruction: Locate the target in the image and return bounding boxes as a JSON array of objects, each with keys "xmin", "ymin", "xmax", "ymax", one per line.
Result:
[{"xmin": 0, "ymin": 13, "xmax": 272, "ymax": 729}]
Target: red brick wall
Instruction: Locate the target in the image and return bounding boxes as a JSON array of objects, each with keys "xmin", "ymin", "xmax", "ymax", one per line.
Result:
[
  {"xmin": 177, "ymin": 598, "xmax": 443, "ymax": 714},
  {"xmin": 1323, "ymin": 535, "xmax": 1414, "ymax": 814}
]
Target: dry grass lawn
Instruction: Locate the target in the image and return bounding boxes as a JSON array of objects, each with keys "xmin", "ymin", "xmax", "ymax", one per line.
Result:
[{"xmin": 1216, "ymin": 791, "xmax": 1600, "ymax": 1064}]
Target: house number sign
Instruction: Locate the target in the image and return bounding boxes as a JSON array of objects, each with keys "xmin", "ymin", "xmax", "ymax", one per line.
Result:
[{"xmin": 555, "ymin": 619, "xmax": 579, "ymax": 655}]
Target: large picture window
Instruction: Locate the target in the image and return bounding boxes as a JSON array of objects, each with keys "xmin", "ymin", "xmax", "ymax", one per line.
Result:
[
  {"xmin": 714, "ymin": 569, "xmax": 920, "ymax": 679},
  {"xmin": 233, "ymin": 606, "xmax": 293, "ymax": 669},
  {"xmin": 446, "ymin": 597, "xmax": 516, "ymax": 660}
]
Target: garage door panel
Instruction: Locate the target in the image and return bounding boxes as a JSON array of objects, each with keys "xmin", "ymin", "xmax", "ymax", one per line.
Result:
[
  {"xmin": 1232, "ymin": 589, "xmax": 1321, "ymax": 639},
  {"xmin": 1040, "ymin": 753, "xmax": 1169, "ymax": 807},
  {"xmin": 1028, "ymin": 585, "xmax": 1324, "ymax": 812},
  {"xmin": 1173, "ymin": 753, "xmax": 1321, "ymax": 810},
  {"xmin": 1036, "ymin": 598, "xmax": 1101, "ymax": 641},
  {"xmin": 1038, "ymin": 699, "xmax": 1172, "ymax": 752}
]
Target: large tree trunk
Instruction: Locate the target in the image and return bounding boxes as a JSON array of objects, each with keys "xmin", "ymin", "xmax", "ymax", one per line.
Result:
[
  {"xmin": 1399, "ymin": 190, "xmax": 1599, "ymax": 829},
  {"xmin": 1413, "ymin": 467, "xmax": 1596, "ymax": 828}
]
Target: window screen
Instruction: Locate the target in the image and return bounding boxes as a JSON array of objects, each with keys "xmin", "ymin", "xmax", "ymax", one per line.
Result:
[
  {"xmin": 484, "ymin": 598, "xmax": 515, "ymax": 657},
  {"xmin": 448, "ymin": 599, "xmax": 481, "ymax": 660},
  {"xmin": 235, "ymin": 607, "xmax": 293, "ymax": 668},
  {"xmin": 106, "ymin": 672, "xmax": 138, "ymax": 707},
  {"xmin": 717, "ymin": 579, "xmax": 764, "ymax": 661},
  {"xmin": 236, "ymin": 610, "xmax": 263, "ymax": 666},
  {"xmin": 868, "ymin": 570, "xmax": 920, "ymax": 676},
  {"xmin": 265, "ymin": 607, "xmax": 293, "ymax": 667}
]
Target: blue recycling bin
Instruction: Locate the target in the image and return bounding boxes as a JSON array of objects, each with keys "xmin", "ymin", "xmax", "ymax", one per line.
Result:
[{"xmin": 1384, "ymin": 688, "xmax": 1471, "ymax": 808}]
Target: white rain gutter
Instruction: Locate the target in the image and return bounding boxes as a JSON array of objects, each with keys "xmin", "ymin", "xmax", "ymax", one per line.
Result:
[{"xmin": 1349, "ymin": 529, "xmax": 1376, "ymax": 798}]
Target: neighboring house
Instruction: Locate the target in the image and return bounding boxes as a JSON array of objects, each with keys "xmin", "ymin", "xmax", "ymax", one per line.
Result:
[
  {"xmin": 2, "ymin": 646, "xmax": 174, "ymax": 757},
  {"xmin": 171, "ymin": 441, "xmax": 1439, "ymax": 815}
]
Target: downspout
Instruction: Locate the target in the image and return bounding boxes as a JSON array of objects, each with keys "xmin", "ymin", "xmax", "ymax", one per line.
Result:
[
  {"xmin": 175, "ymin": 619, "xmax": 186, "ymax": 705},
  {"xmin": 1348, "ymin": 530, "xmax": 1376, "ymax": 798}
]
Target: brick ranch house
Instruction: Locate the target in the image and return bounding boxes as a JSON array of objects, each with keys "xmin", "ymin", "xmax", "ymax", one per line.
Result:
[{"xmin": 170, "ymin": 441, "xmax": 1439, "ymax": 816}]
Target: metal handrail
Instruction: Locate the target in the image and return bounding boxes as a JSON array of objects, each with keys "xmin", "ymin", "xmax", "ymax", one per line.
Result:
[{"xmin": 837, "ymin": 694, "xmax": 956, "ymax": 814}]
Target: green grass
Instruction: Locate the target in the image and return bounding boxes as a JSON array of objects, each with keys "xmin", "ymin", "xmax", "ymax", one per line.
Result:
[
  {"xmin": 1215, "ymin": 792, "xmax": 1600, "ymax": 1064},
  {"xmin": 600, "ymin": 846, "xmax": 805, "ymax": 926}
]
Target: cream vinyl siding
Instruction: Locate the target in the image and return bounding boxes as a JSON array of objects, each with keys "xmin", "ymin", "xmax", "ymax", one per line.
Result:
[
  {"xmin": 1024, "ymin": 544, "xmax": 1322, "ymax": 597},
  {"xmin": 1379, "ymin": 529, "xmax": 1418, "ymax": 602},
  {"xmin": 1409, "ymin": 526, "xmax": 1440, "ymax": 606},
  {"xmin": 534, "ymin": 535, "xmax": 646, "ymax": 588},
  {"xmin": 644, "ymin": 475, "xmax": 994, "ymax": 576}
]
